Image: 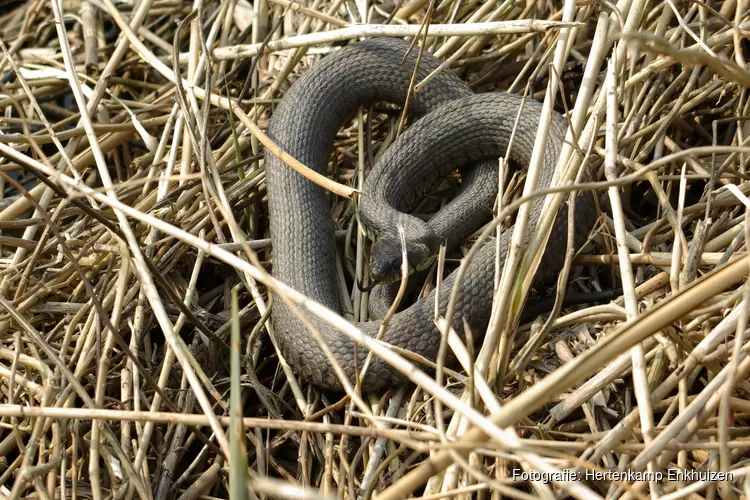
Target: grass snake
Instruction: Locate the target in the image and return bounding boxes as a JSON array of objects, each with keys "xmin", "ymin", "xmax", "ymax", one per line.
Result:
[{"xmin": 264, "ymin": 38, "xmax": 595, "ymax": 390}]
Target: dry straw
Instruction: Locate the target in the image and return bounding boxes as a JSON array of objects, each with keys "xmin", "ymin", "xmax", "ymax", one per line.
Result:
[{"xmin": 1, "ymin": 0, "xmax": 750, "ymax": 499}]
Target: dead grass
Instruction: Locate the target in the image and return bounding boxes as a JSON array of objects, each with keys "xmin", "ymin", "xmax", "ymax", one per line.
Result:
[{"xmin": 1, "ymin": 0, "xmax": 750, "ymax": 498}]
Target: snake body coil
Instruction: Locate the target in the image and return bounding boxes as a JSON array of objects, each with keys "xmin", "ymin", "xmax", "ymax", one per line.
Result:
[{"xmin": 264, "ymin": 38, "xmax": 595, "ymax": 390}]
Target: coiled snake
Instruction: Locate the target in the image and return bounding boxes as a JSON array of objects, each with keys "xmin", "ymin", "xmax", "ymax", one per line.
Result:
[{"xmin": 264, "ymin": 38, "xmax": 595, "ymax": 390}]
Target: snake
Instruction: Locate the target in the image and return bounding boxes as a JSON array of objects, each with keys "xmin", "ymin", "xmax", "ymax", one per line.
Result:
[{"xmin": 264, "ymin": 38, "xmax": 596, "ymax": 390}]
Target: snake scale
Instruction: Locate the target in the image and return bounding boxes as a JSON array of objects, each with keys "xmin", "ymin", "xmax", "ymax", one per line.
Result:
[{"xmin": 264, "ymin": 38, "xmax": 595, "ymax": 390}]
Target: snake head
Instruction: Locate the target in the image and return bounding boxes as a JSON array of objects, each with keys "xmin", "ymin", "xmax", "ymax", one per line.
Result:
[{"xmin": 370, "ymin": 235, "xmax": 436, "ymax": 283}]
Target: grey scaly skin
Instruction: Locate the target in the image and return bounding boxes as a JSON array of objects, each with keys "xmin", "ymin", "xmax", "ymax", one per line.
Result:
[{"xmin": 264, "ymin": 38, "xmax": 596, "ymax": 390}]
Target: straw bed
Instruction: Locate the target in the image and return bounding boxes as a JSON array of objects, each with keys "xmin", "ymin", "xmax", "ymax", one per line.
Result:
[{"xmin": 1, "ymin": 0, "xmax": 750, "ymax": 498}]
